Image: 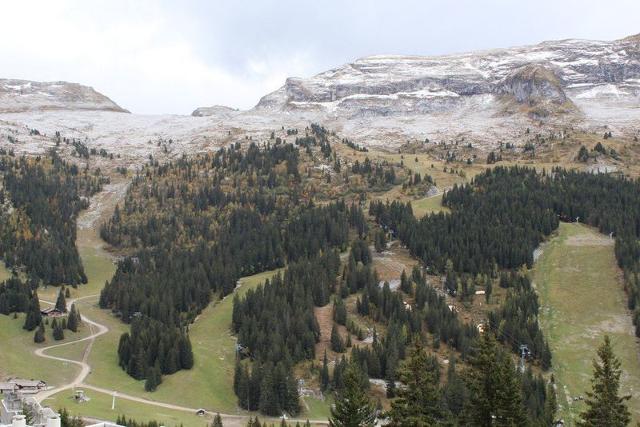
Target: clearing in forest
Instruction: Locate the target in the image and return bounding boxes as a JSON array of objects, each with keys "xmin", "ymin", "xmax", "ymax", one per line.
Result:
[{"xmin": 535, "ymin": 222, "xmax": 640, "ymax": 425}]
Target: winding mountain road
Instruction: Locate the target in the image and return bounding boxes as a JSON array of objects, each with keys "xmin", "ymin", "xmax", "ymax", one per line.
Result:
[
  {"xmin": 34, "ymin": 294, "xmax": 107, "ymax": 403},
  {"xmin": 33, "ymin": 295, "xmax": 328, "ymax": 426}
]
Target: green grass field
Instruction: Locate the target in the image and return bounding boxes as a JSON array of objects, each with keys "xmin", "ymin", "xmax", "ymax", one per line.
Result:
[
  {"xmin": 302, "ymin": 396, "xmax": 332, "ymax": 420},
  {"xmin": 0, "ymin": 239, "xmax": 106, "ymax": 387},
  {"xmin": 45, "ymin": 389, "xmax": 212, "ymax": 427},
  {"xmin": 0, "ymin": 312, "xmax": 88, "ymax": 385},
  {"xmin": 411, "ymin": 194, "xmax": 449, "ymax": 218},
  {"xmin": 46, "ymin": 336, "xmax": 92, "ymax": 362},
  {"xmin": 535, "ymin": 223, "xmax": 640, "ymax": 425},
  {"xmin": 78, "ymin": 268, "xmax": 287, "ymax": 414}
]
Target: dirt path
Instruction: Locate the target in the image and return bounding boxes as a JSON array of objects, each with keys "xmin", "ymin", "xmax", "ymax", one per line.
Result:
[
  {"xmin": 34, "ymin": 294, "xmax": 108, "ymax": 403},
  {"xmin": 35, "ymin": 294, "xmax": 329, "ymax": 426},
  {"xmin": 314, "ymin": 304, "xmax": 334, "ymax": 361}
]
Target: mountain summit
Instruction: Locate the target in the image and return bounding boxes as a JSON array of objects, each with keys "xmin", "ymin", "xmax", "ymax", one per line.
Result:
[
  {"xmin": 255, "ymin": 35, "xmax": 639, "ymax": 120},
  {"xmin": 0, "ymin": 79, "xmax": 127, "ymax": 113}
]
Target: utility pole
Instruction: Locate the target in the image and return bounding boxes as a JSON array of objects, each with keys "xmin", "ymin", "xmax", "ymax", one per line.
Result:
[{"xmin": 112, "ymin": 391, "xmax": 117, "ymax": 410}]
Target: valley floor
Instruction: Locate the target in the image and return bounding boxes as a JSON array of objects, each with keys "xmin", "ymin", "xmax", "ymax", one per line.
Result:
[{"xmin": 535, "ymin": 222, "xmax": 640, "ymax": 425}]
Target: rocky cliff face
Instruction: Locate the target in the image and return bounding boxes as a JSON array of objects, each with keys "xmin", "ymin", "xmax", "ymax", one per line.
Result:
[
  {"xmin": 0, "ymin": 79, "xmax": 127, "ymax": 113},
  {"xmin": 191, "ymin": 105, "xmax": 239, "ymax": 117},
  {"xmin": 498, "ymin": 65, "xmax": 567, "ymax": 104},
  {"xmin": 255, "ymin": 35, "xmax": 640, "ymax": 120}
]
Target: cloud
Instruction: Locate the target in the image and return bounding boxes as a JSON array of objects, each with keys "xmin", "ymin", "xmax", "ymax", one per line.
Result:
[
  {"xmin": 0, "ymin": 0, "xmax": 312, "ymax": 113},
  {"xmin": 1, "ymin": 0, "xmax": 639, "ymax": 114}
]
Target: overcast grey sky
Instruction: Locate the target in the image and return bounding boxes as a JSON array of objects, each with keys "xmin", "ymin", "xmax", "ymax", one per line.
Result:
[{"xmin": 2, "ymin": 0, "xmax": 638, "ymax": 114}]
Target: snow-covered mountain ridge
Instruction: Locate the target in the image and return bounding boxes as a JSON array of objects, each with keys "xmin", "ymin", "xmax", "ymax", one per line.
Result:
[
  {"xmin": 0, "ymin": 79, "xmax": 127, "ymax": 113},
  {"xmin": 255, "ymin": 34, "xmax": 640, "ymax": 118},
  {"xmin": 1, "ymin": 33, "xmax": 639, "ymax": 163}
]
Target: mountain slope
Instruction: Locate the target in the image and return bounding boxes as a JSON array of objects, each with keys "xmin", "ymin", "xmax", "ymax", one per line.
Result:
[
  {"xmin": 0, "ymin": 79, "xmax": 128, "ymax": 113},
  {"xmin": 255, "ymin": 35, "xmax": 640, "ymax": 119}
]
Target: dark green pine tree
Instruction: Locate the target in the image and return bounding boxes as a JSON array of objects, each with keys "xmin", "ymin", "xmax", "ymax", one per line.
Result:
[
  {"xmin": 67, "ymin": 303, "xmax": 79, "ymax": 332},
  {"xmin": 330, "ymin": 324, "xmax": 345, "ymax": 353},
  {"xmin": 387, "ymin": 339, "xmax": 444, "ymax": 426},
  {"xmin": 442, "ymin": 353, "xmax": 467, "ymax": 417},
  {"xmin": 144, "ymin": 361, "xmax": 162, "ymax": 392},
  {"xmin": 399, "ymin": 270, "xmax": 411, "ymax": 294},
  {"xmin": 55, "ymin": 288, "xmax": 67, "ymax": 312},
  {"xmin": 374, "ymin": 229, "xmax": 387, "ymax": 253},
  {"xmin": 463, "ymin": 332, "xmax": 526, "ymax": 426},
  {"xmin": 33, "ymin": 322, "xmax": 45, "ymax": 343},
  {"xmin": 212, "ymin": 412, "xmax": 223, "ymax": 427},
  {"xmin": 259, "ymin": 367, "xmax": 280, "ymax": 416},
  {"xmin": 333, "ymin": 297, "xmax": 347, "ymax": 325},
  {"xmin": 578, "ymin": 335, "xmax": 631, "ymax": 427},
  {"xmin": 23, "ymin": 294, "xmax": 42, "ymax": 331},
  {"xmin": 284, "ymin": 368, "xmax": 301, "ymax": 415},
  {"xmin": 320, "ymin": 350, "xmax": 330, "ymax": 392},
  {"xmin": 329, "ymin": 363, "xmax": 376, "ymax": 427},
  {"xmin": 179, "ymin": 334, "xmax": 194, "ymax": 369},
  {"xmin": 52, "ymin": 317, "xmax": 64, "ymax": 341},
  {"xmin": 235, "ymin": 361, "xmax": 250, "ymax": 409},
  {"xmin": 117, "ymin": 333, "xmax": 131, "ymax": 369},
  {"xmin": 544, "ymin": 375, "xmax": 558, "ymax": 427}
]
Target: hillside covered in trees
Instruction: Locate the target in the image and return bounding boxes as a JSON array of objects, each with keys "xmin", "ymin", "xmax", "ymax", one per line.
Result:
[
  {"xmin": 100, "ymin": 132, "xmax": 374, "ymax": 387},
  {"xmin": 0, "ymin": 151, "xmax": 106, "ymax": 285}
]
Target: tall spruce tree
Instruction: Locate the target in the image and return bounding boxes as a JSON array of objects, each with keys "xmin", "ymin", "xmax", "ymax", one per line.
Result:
[
  {"xmin": 33, "ymin": 322, "xmax": 45, "ymax": 343},
  {"xmin": 144, "ymin": 361, "xmax": 162, "ymax": 392},
  {"xmin": 320, "ymin": 350, "xmax": 330, "ymax": 392},
  {"xmin": 387, "ymin": 339, "xmax": 444, "ymax": 426},
  {"xmin": 578, "ymin": 335, "xmax": 631, "ymax": 427},
  {"xmin": 442, "ymin": 353, "xmax": 467, "ymax": 418},
  {"xmin": 331, "ymin": 324, "xmax": 345, "ymax": 353},
  {"xmin": 545, "ymin": 376, "xmax": 558, "ymax": 427},
  {"xmin": 55, "ymin": 288, "xmax": 67, "ymax": 312},
  {"xmin": 23, "ymin": 294, "xmax": 42, "ymax": 331},
  {"xmin": 67, "ymin": 303, "xmax": 80, "ymax": 332},
  {"xmin": 329, "ymin": 363, "xmax": 376, "ymax": 427},
  {"xmin": 463, "ymin": 333, "xmax": 526, "ymax": 426},
  {"xmin": 52, "ymin": 317, "xmax": 64, "ymax": 341}
]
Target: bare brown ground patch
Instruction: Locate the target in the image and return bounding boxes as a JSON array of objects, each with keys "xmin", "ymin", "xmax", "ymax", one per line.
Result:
[
  {"xmin": 314, "ymin": 304, "xmax": 334, "ymax": 362},
  {"xmin": 565, "ymin": 232, "xmax": 614, "ymax": 246},
  {"xmin": 372, "ymin": 242, "xmax": 418, "ymax": 283}
]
